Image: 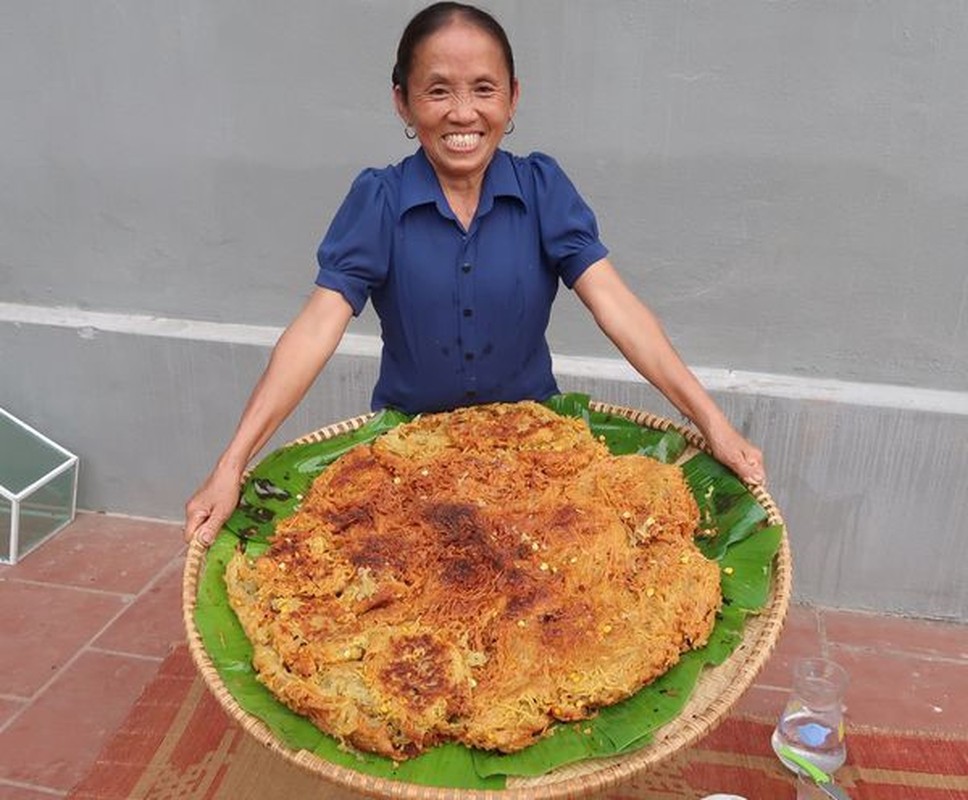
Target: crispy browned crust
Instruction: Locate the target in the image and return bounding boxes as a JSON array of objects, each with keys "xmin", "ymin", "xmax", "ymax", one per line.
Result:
[{"xmin": 225, "ymin": 401, "xmax": 720, "ymax": 760}]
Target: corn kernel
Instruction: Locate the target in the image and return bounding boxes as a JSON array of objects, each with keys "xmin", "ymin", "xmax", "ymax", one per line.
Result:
[
  {"xmin": 621, "ymin": 510, "xmax": 632, "ymax": 520},
  {"xmin": 539, "ymin": 562, "xmax": 550, "ymax": 571},
  {"xmin": 517, "ymin": 619, "xmax": 527, "ymax": 627},
  {"xmin": 531, "ymin": 542, "xmax": 540, "ymax": 551},
  {"xmin": 680, "ymin": 554, "xmax": 691, "ymax": 564},
  {"xmin": 646, "ymin": 587, "xmax": 656, "ymax": 597},
  {"xmin": 420, "ymin": 468, "xmax": 429, "ymax": 476},
  {"xmin": 393, "ymin": 476, "xmax": 401, "ymax": 485},
  {"xmin": 723, "ymin": 566, "xmax": 735, "ymax": 575},
  {"xmin": 602, "ymin": 624, "xmax": 612, "ymax": 634}
]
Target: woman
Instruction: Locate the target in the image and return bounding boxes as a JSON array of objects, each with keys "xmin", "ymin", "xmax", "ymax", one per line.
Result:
[{"xmin": 184, "ymin": 2, "xmax": 765, "ymax": 546}]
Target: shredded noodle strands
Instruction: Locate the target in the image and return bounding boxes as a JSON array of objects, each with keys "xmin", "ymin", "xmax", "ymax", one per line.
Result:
[{"xmin": 225, "ymin": 401, "xmax": 720, "ymax": 760}]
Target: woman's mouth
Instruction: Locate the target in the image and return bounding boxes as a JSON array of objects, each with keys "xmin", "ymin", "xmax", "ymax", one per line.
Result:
[{"xmin": 443, "ymin": 132, "xmax": 482, "ymax": 152}]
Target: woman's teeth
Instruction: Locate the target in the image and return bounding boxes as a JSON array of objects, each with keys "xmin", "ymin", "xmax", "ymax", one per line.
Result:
[{"xmin": 444, "ymin": 133, "xmax": 481, "ymax": 150}]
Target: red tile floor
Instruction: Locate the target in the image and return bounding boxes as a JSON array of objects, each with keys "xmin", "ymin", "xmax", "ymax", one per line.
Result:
[{"xmin": 1, "ymin": 512, "xmax": 966, "ymax": 798}]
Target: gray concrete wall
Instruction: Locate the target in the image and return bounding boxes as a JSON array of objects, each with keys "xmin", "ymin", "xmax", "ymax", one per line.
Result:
[{"xmin": 2, "ymin": 2, "xmax": 966, "ymax": 619}]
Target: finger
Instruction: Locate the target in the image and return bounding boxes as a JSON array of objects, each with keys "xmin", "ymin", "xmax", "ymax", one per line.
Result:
[
  {"xmin": 184, "ymin": 522, "xmax": 206, "ymax": 544},
  {"xmin": 183, "ymin": 507, "xmax": 210, "ymax": 543},
  {"xmin": 197, "ymin": 507, "xmax": 230, "ymax": 546},
  {"xmin": 197, "ymin": 522, "xmax": 218, "ymax": 546},
  {"xmin": 742, "ymin": 456, "xmax": 766, "ymax": 485},
  {"xmin": 723, "ymin": 446, "xmax": 762, "ymax": 484}
]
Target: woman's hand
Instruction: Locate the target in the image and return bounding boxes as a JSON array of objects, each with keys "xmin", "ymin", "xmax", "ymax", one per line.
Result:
[
  {"xmin": 184, "ymin": 466, "xmax": 243, "ymax": 545},
  {"xmin": 703, "ymin": 423, "xmax": 766, "ymax": 486}
]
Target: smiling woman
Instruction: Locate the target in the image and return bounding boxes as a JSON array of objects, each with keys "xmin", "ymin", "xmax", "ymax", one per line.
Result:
[
  {"xmin": 183, "ymin": 1, "xmax": 765, "ymax": 547},
  {"xmin": 391, "ymin": 10, "xmax": 519, "ymax": 227}
]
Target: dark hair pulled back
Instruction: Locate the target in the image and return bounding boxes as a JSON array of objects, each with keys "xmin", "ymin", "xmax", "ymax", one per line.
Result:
[{"xmin": 392, "ymin": 2, "xmax": 515, "ymax": 99}]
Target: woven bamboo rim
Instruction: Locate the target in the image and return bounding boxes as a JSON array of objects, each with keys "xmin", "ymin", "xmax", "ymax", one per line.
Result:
[{"xmin": 183, "ymin": 402, "xmax": 792, "ymax": 799}]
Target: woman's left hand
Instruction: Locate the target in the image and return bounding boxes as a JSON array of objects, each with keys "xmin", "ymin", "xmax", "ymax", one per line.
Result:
[{"xmin": 703, "ymin": 424, "xmax": 766, "ymax": 486}]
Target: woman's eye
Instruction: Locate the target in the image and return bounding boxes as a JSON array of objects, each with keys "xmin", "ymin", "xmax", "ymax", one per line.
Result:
[
  {"xmin": 428, "ymin": 87, "xmax": 449, "ymax": 98},
  {"xmin": 475, "ymin": 85, "xmax": 497, "ymax": 97}
]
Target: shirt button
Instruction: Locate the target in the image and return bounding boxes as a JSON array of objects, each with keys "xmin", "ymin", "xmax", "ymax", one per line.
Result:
[
  {"xmin": 465, "ymin": 390, "xmax": 477, "ymax": 398},
  {"xmin": 461, "ymin": 263, "xmax": 472, "ymax": 273},
  {"xmin": 465, "ymin": 352, "xmax": 474, "ymax": 361},
  {"xmin": 463, "ymin": 308, "xmax": 473, "ymax": 317}
]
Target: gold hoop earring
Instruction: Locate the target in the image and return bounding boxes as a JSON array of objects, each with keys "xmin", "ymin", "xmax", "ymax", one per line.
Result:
[
  {"xmin": 504, "ymin": 119, "xmax": 515, "ymax": 135},
  {"xmin": 404, "ymin": 124, "xmax": 417, "ymax": 140}
]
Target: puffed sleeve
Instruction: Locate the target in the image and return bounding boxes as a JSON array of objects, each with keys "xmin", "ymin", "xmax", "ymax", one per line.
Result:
[
  {"xmin": 529, "ymin": 152, "xmax": 609, "ymax": 287},
  {"xmin": 315, "ymin": 169, "xmax": 394, "ymax": 316}
]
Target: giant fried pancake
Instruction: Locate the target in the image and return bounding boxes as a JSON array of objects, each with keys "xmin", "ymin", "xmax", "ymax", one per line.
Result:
[{"xmin": 225, "ymin": 401, "xmax": 721, "ymax": 760}]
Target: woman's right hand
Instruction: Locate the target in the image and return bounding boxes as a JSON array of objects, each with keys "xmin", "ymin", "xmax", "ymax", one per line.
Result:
[{"xmin": 184, "ymin": 466, "xmax": 243, "ymax": 546}]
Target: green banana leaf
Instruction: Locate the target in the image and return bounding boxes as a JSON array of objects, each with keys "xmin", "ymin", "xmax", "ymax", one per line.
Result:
[
  {"xmin": 684, "ymin": 452, "xmax": 769, "ymax": 559},
  {"xmin": 543, "ymin": 394, "xmax": 688, "ymax": 462},
  {"xmin": 194, "ymin": 393, "xmax": 782, "ymax": 789}
]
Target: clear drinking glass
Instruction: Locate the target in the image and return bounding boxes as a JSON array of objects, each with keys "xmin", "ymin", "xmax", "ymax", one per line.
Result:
[
  {"xmin": 795, "ymin": 772, "xmax": 829, "ymax": 800},
  {"xmin": 771, "ymin": 657, "xmax": 848, "ymax": 775}
]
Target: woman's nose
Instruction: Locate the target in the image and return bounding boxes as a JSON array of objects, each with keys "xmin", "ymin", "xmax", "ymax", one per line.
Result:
[{"xmin": 447, "ymin": 93, "xmax": 478, "ymax": 122}]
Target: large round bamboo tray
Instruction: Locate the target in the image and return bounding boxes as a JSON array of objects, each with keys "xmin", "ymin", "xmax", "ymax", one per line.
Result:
[{"xmin": 183, "ymin": 401, "xmax": 791, "ymax": 799}]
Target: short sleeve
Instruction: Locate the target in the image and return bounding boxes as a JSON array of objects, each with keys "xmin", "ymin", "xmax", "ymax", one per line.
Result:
[
  {"xmin": 528, "ymin": 153, "xmax": 609, "ymax": 288},
  {"xmin": 315, "ymin": 169, "xmax": 394, "ymax": 316}
]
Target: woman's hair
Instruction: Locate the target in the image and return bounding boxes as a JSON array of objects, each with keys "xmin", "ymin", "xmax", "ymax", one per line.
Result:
[{"xmin": 392, "ymin": 2, "xmax": 515, "ymax": 99}]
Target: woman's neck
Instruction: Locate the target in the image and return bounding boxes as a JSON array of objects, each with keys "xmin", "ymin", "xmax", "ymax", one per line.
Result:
[
  {"xmin": 437, "ymin": 169, "xmax": 486, "ymax": 232},
  {"xmin": 443, "ymin": 189, "xmax": 478, "ymax": 231}
]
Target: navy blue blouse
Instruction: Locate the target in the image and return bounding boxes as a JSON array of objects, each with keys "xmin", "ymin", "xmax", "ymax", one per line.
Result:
[{"xmin": 315, "ymin": 148, "xmax": 608, "ymax": 414}]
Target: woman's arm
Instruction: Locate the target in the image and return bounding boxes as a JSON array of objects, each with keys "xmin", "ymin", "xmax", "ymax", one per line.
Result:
[
  {"xmin": 573, "ymin": 258, "xmax": 766, "ymax": 484},
  {"xmin": 184, "ymin": 287, "xmax": 354, "ymax": 544}
]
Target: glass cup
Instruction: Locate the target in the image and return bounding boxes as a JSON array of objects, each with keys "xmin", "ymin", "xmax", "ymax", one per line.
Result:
[
  {"xmin": 795, "ymin": 772, "xmax": 828, "ymax": 800},
  {"xmin": 771, "ymin": 657, "xmax": 848, "ymax": 775}
]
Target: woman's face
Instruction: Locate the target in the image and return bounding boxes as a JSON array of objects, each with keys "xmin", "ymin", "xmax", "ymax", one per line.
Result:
[{"xmin": 395, "ymin": 20, "xmax": 519, "ymax": 188}]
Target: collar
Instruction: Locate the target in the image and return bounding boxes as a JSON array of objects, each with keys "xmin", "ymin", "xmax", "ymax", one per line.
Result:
[{"xmin": 398, "ymin": 148, "xmax": 524, "ymax": 221}]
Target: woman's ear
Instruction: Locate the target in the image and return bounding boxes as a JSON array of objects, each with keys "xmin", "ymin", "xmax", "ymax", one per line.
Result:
[
  {"xmin": 393, "ymin": 85, "xmax": 410, "ymax": 126},
  {"xmin": 509, "ymin": 78, "xmax": 521, "ymax": 118}
]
